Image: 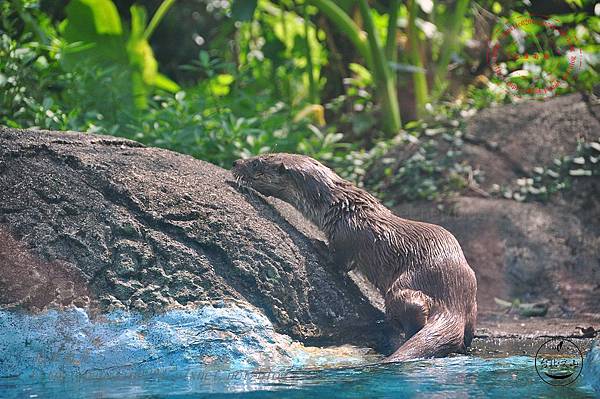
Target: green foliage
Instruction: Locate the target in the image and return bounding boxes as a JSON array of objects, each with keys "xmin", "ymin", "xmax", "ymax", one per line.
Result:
[
  {"xmin": 494, "ymin": 140, "xmax": 600, "ymax": 202},
  {"xmin": 120, "ymin": 79, "xmax": 349, "ymax": 168},
  {"xmin": 1, "ymin": 0, "xmax": 598, "ymax": 207},
  {"xmin": 476, "ymin": 10, "xmax": 599, "ymax": 102},
  {"xmin": 0, "ymin": 2, "xmax": 348, "ymax": 169},
  {"xmin": 365, "ymin": 110, "xmax": 480, "ymax": 204},
  {"xmin": 306, "ymin": 0, "xmax": 402, "ymax": 134},
  {"xmin": 0, "ymin": 33, "xmax": 65, "ymax": 129},
  {"xmin": 0, "ymin": 28, "xmax": 132, "ymax": 131},
  {"xmin": 61, "ymin": 0, "xmax": 179, "ymax": 109},
  {"xmin": 406, "ymin": 0, "xmax": 428, "ymax": 116}
]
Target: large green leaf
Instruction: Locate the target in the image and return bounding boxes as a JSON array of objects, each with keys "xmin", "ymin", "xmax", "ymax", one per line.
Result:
[
  {"xmin": 129, "ymin": 4, "xmax": 146, "ymax": 40},
  {"xmin": 61, "ymin": 0, "xmax": 126, "ymax": 63},
  {"xmin": 127, "ymin": 5, "xmax": 155, "ymax": 108},
  {"xmin": 66, "ymin": 0, "xmax": 122, "ymax": 36},
  {"xmin": 127, "ymin": 5, "xmax": 179, "ymax": 107},
  {"xmin": 61, "ymin": 0, "xmax": 179, "ymax": 109}
]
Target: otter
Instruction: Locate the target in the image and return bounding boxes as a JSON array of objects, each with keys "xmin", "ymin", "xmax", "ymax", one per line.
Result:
[{"xmin": 232, "ymin": 153, "xmax": 477, "ymax": 361}]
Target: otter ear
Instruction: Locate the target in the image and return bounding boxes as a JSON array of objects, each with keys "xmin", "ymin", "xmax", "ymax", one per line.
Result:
[{"xmin": 277, "ymin": 163, "xmax": 287, "ymax": 172}]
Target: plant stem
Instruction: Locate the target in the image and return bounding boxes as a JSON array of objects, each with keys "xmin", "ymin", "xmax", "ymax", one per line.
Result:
[
  {"xmin": 434, "ymin": 0, "xmax": 470, "ymax": 92},
  {"xmin": 385, "ymin": 0, "xmax": 401, "ymax": 90},
  {"xmin": 280, "ymin": 3, "xmax": 293, "ymax": 107},
  {"xmin": 143, "ymin": 0, "xmax": 177, "ymax": 40},
  {"xmin": 303, "ymin": 5, "xmax": 318, "ymax": 103},
  {"xmin": 385, "ymin": 0, "xmax": 401, "ymax": 64},
  {"xmin": 11, "ymin": 0, "xmax": 51, "ymax": 45},
  {"xmin": 357, "ymin": 0, "xmax": 401, "ymax": 134},
  {"xmin": 305, "ymin": 0, "xmax": 372, "ymax": 68},
  {"xmin": 407, "ymin": 0, "xmax": 428, "ymax": 117}
]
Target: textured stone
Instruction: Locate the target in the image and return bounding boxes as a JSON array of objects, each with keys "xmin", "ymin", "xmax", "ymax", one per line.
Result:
[{"xmin": 0, "ymin": 127, "xmax": 387, "ymax": 348}]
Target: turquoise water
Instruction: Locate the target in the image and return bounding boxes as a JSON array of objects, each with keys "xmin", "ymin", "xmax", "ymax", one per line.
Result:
[
  {"xmin": 1, "ymin": 356, "xmax": 597, "ymax": 398},
  {"xmin": 0, "ymin": 306, "xmax": 598, "ymax": 398}
]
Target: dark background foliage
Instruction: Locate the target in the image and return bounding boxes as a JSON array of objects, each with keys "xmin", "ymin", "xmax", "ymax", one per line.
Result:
[{"xmin": 1, "ymin": 0, "xmax": 598, "ymax": 197}]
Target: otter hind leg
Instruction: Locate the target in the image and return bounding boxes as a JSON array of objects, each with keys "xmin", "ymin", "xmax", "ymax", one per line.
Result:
[
  {"xmin": 463, "ymin": 302, "xmax": 477, "ymax": 348},
  {"xmin": 385, "ymin": 288, "xmax": 432, "ymax": 339}
]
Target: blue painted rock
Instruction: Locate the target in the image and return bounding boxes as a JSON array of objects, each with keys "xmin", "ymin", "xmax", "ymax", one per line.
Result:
[{"xmin": 584, "ymin": 339, "xmax": 600, "ymax": 395}]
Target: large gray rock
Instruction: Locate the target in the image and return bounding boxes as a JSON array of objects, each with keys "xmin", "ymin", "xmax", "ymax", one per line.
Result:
[{"xmin": 0, "ymin": 127, "xmax": 386, "ymax": 347}]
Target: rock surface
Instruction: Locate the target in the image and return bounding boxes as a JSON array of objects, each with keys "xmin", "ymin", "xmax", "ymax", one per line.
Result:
[
  {"xmin": 0, "ymin": 127, "xmax": 386, "ymax": 348},
  {"xmin": 463, "ymin": 92, "xmax": 599, "ymax": 192}
]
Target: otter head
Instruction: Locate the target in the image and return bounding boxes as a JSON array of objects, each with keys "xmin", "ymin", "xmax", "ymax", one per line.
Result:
[{"xmin": 231, "ymin": 153, "xmax": 341, "ymax": 217}]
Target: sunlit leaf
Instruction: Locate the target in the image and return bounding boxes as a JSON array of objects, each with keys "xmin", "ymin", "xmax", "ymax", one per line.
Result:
[
  {"xmin": 492, "ymin": 2, "xmax": 502, "ymax": 14},
  {"xmin": 293, "ymin": 104, "xmax": 326, "ymax": 126},
  {"xmin": 216, "ymin": 74, "xmax": 234, "ymax": 85},
  {"xmin": 209, "ymin": 74, "xmax": 235, "ymax": 96},
  {"xmin": 154, "ymin": 73, "xmax": 180, "ymax": 93},
  {"xmin": 129, "ymin": 4, "xmax": 146, "ymax": 40},
  {"xmin": 509, "ymin": 12, "xmax": 542, "ymax": 35},
  {"xmin": 65, "ymin": 0, "xmax": 122, "ymax": 36},
  {"xmin": 349, "ymin": 63, "xmax": 373, "ymax": 85},
  {"xmin": 565, "ymin": 0, "xmax": 584, "ymax": 8}
]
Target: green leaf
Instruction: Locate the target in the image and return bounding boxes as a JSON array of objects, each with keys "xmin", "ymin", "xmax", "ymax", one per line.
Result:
[
  {"xmin": 66, "ymin": 0, "xmax": 122, "ymax": 36},
  {"xmin": 565, "ymin": 0, "xmax": 584, "ymax": 8},
  {"xmin": 492, "ymin": 2, "xmax": 502, "ymax": 14},
  {"xmin": 509, "ymin": 12, "xmax": 542, "ymax": 35},
  {"xmin": 127, "ymin": 4, "xmax": 165, "ymax": 107},
  {"xmin": 129, "ymin": 4, "xmax": 147, "ymax": 40},
  {"xmin": 216, "ymin": 74, "xmax": 234, "ymax": 85},
  {"xmin": 209, "ymin": 74, "xmax": 235, "ymax": 96},
  {"xmin": 61, "ymin": 0, "xmax": 127, "ymax": 64},
  {"xmin": 127, "ymin": 36, "xmax": 157, "ymax": 85},
  {"xmin": 518, "ymin": 302, "xmax": 548, "ymax": 317},
  {"xmin": 127, "ymin": 5, "xmax": 157, "ymax": 84},
  {"xmin": 154, "ymin": 73, "xmax": 180, "ymax": 93},
  {"xmin": 349, "ymin": 63, "xmax": 373, "ymax": 85},
  {"xmin": 130, "ymin": 70, "xmax": 148, "ymax": 109},
  {"xmin": 231, "ymin": 0, "xmax": 258, "ymax": 21}
]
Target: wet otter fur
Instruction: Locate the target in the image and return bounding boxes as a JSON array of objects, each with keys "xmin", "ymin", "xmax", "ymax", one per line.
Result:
[{"xmin": 232, "ymin": 153, "xmax": 477, "ymax": 361}]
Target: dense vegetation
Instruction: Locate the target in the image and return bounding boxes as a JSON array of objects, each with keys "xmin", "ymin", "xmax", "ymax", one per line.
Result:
[{"xmin": 1, "ymin": 0, "xmax": 598, "ymax": 201}]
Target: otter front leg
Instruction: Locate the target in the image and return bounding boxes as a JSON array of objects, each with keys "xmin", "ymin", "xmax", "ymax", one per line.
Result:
[{"xmin": 385, "ymin": 288, "xmax": 432, "ymax": 340}]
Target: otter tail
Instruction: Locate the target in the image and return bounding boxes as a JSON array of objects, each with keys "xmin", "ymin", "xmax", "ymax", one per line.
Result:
[{"xmin": 385, "ymin": 312, "xmax": 466, "ymax": 362}]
